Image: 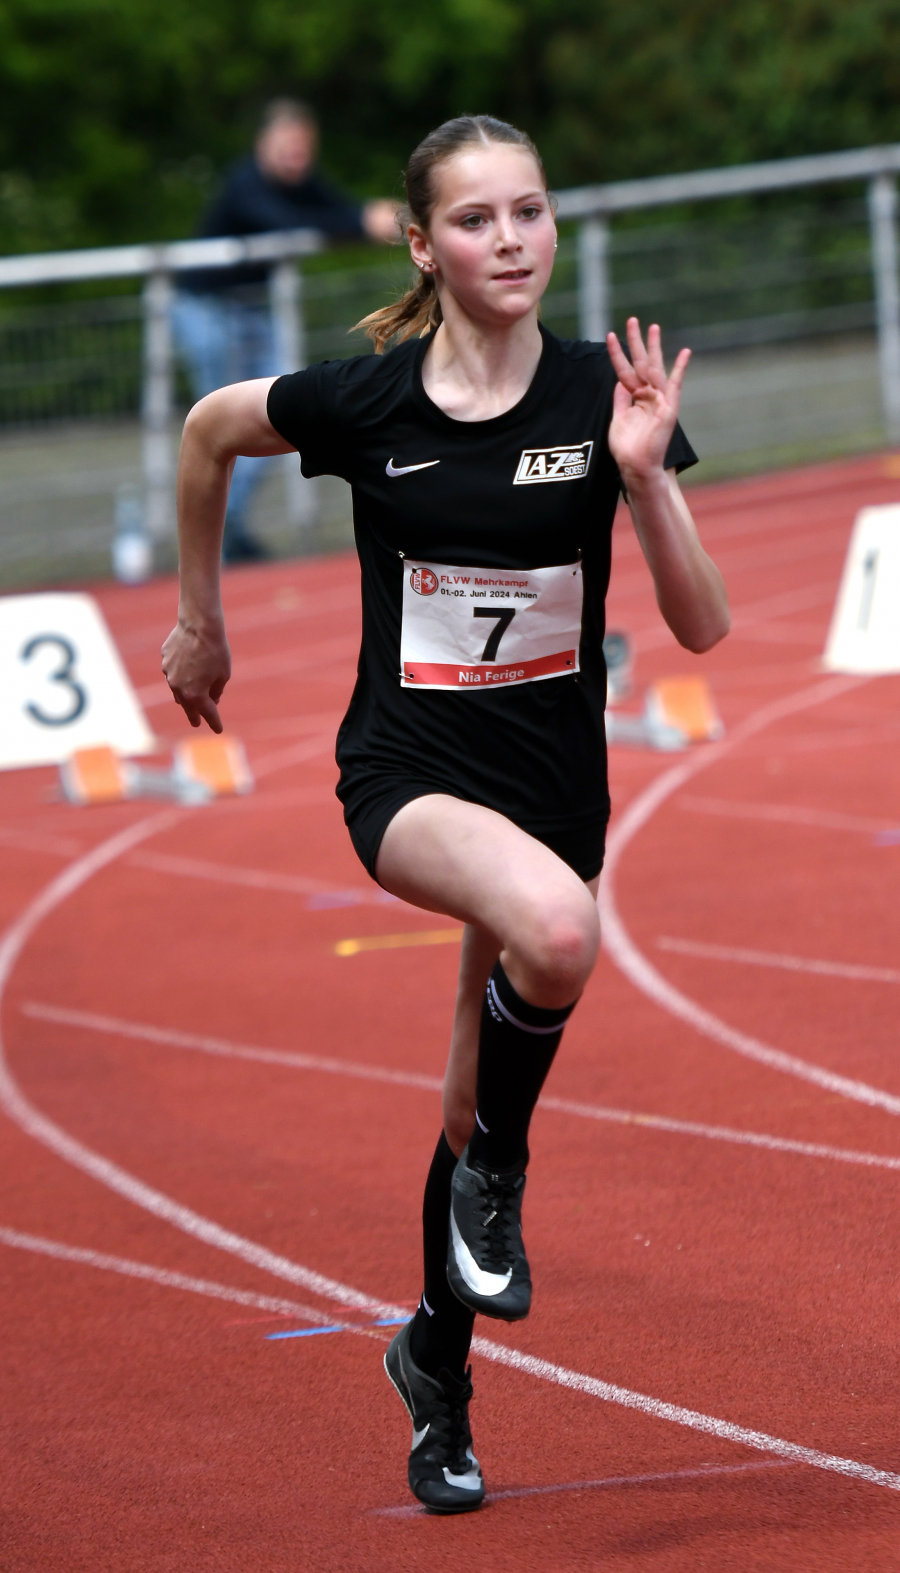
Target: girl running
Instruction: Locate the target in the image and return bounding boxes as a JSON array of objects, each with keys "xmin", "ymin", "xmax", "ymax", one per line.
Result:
[{"xmin": 162, "ymin": 114, "xmax": 729, "ymax": 1515}]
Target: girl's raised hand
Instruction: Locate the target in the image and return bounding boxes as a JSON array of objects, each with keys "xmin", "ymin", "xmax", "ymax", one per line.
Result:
[{"xmin": 606, "ymin": 318, "xmax": 690, "ymax": 480}]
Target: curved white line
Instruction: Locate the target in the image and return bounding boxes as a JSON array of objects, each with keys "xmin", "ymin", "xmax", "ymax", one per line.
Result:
[
  {"xmin": 470, "ymin": 1339, "xmax": 900, "ymax": 1491},
  {"xmin": 2, "ymin": 733, "xmax": 900, "ymax": 1491},
  {"xmin": 25, "ymin": 1001, "xmax": 900, "ymax": 1174},
  {"xmin": 0, "ymin": 1225, "xmax": 335, "ymax": 1323},
  {"xmin": 655, "ymin": 937, "xmax": 900, "ymax": 985},
  {"xmin": 598, "ymin": 676, "xmax": 900, "ymax": 1115},
  {"xmin": 374, "ymin": 1459, "xmax": 792, "ymax": 1516},
  {"xmin": 0, "ymin": 811, "xmax": 404, "ymax": 1321},
  {"xmin": 23, "ymin": 1001, "xmax": 444, "ymax": 1092}
]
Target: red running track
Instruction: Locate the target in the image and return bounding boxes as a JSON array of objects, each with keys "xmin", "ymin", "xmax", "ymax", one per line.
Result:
[{"xmin": 2, "ymin": 452, "xmax": 900, "ymax": 1571}]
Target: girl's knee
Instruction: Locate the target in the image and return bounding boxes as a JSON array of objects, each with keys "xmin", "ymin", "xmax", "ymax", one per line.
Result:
[{"xmin": 506, "ymin": 885, "xmax": 599, "ymax": 1003}]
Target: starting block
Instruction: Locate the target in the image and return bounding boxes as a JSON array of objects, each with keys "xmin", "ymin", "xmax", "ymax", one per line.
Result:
[
  {"xmin": 60, "ymin": 736, "xmax": 253, "ymax": 807},
  {"xmin": 606, "ymin": 675, "xmax": 723, "ymax": 751},
  {"xmin": 173, "ymin": 734, "xmax": 253, "ymax": 798},
  {"xmin": 645, "ymin": 676, "xmax": 724, "ymax": 743},
  {"xmin": 60, "ymin": 746, "xmax": 130, "ymax": 806}
]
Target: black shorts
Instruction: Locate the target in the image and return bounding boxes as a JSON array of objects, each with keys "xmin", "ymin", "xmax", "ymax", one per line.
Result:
[{"xmin": 342, "ymin": 777, "xmax": 609, "ymax": 887}]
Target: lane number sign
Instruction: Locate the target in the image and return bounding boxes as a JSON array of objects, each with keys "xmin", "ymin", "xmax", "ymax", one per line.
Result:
[
  {"xmin": 823, "ymin": 504, "xmax": 900, "ymax": 674},
  {"xmin": 0, "ymin": 592, "xmax": 154, "ymax": 772}
]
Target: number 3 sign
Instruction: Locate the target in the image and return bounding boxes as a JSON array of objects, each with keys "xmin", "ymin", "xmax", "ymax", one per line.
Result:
[{"xmin": 0, "ymin": 592, "xmax": 154, "ymax": 772}]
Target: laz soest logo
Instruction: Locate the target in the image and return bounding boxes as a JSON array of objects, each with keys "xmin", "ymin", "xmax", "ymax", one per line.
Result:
[
  {"xmin": 409, "ymin": 567, "xmax": 439, "ymax": 596},
  {"xmin": 514, "ymin": 442, "xmax": 594, "ymax": 484}
]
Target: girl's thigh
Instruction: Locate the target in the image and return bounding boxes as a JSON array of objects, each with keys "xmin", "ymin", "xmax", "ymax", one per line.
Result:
[{"xmin": 375, "ymin": 795, "xmax": 599, "ymax": 999}]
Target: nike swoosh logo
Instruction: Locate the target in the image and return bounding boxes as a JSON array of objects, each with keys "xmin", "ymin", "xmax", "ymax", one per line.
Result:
[
  {"xmin": 411, "ymin": 1424, "xmax": 430, "ymax": 1449},
  {"xmin": 450, "ymin": 1209, "xmax": 513, "ymax": 1297},
  {"xmin": 443, "ymin": 1448, "xmax": 483, "ymax": 1491},
  {"xmin": 386, "ymin": 458, "xmax": 440, "ymax": 477}
]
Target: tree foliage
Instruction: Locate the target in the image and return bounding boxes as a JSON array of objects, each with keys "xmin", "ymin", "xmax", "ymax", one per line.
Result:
[{"xmin": 3, "ymin": 0, "xmax": 900, "ymax": 251}]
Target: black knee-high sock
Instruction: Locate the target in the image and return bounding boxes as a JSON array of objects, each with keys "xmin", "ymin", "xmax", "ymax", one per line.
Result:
[
  {"xmin": 409, "ymin": 1132, "xmax": 475, "ymax": 1380},
  {"xmin": 467, "ymin": 961, "xmax": 577, "ymax": 1171}
]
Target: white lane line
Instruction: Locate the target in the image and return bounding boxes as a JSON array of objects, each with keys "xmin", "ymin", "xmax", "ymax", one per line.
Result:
[
  {"xmin": 728, "ymin": 624, "xmax": 823, "ymax": 648},
  {"xmin": 127, "ymin": 850, "xmax": 397, "ymax": 909},
  {"xmin": 238, "ymin": 710, "xmax": 342, "ymax": 743},
  {"xmin": 22, "ymin": 1002, "xmax": 900, "ymax": 1174},
  {"xmin": 249, "ymin": 734, "xmax": 336, "ymax": 780},
  {"xmin": 223, "ymin": 584, "xmax": 359, "ymax": 637},
  {"xmin": 733, "ymin": 721, "xmax": 900, "ymax": 758},
  {"xmin": 119, "ymin": 584, "xmax": 359, "ymax": 655},
  {"xmin": 597, "ymin": 677, "xmax": 900, "ymax": 1118},
  {"xmin": 3, "ymin": 716, "xmax": 900, "ymax": 1492},
  {"xmin": 679, "ymin": 795, "xmax": 899, "ymax": 837},
  {"xmin": 0, "ymin": 813, "xmax": 404, "ymax": 1319},
  {"xmin": 5, "ymin": 1215, "xmax": 897, "ymax": 1498},
  {"xmin": 613, "ymin": 528, "xmax": 850, "ymax": 603},
  {"xmin": 373, "ymin": 1458, "xmax": 794, "ymax": 1516},
  {"xmin": 539, "ymin": 1095, "xmax": 900, "ymax": 1172},
  {"xmin": 658, "ymin": 937, "xmax": 900, "ymax": 986},
  {"xmin": 707, "ymin": 524, "xmax": 853, "ymax": 579},
  {"xmin": 0, "ymin": 828, "xmax": 85, "ymax": 858},
  {"xmin": 0, "ymin": 1226, "xmax": 335, "ymax": 1324},
  {"xmin": 629, "ymin": 582, "xmax": 838, "ymax": 654},
  {"xmin": 469, "ymin": 1341, "xmax": 900, "ymax": 1492},
  {"xmin": 21, "ymin": 1002, "xmax": 442, "ymax": 1094}
]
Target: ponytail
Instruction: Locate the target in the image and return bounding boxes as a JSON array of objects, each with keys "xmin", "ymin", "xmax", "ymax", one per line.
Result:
[
  {"xmin": 352, "ymin": 114, "xmax": 547, "ymax": 354},
  {"xmin": 354, "ymin": 268, "xmax": 442, "ymax": 354}
]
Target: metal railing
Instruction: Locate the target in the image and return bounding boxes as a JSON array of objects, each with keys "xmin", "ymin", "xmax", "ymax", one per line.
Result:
[
  {"xmin": 0, "ymin": 230, "xmax": 323, "ymax": 547},
  {"xmin": 555, "ymin": 143, "xmax": 900, "ymax": 441},
  {"xmin": 2, "ymin": 140, "xmax": 900, "ymax": 557}
]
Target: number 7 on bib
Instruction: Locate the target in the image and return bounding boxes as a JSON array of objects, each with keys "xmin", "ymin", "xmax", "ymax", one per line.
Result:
[{"xmin": 400, "ymin": 560, "xmax": 583, "ymax": 690}]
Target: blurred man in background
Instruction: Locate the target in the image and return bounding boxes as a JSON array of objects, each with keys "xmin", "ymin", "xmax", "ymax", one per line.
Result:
[{"xmin": 173, "ymin": 99, "xmax": 397, "ymax": 561}]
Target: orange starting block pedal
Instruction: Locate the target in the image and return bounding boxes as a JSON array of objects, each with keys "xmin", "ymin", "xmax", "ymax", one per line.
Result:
[
  {"xmin": 645, "ymin": 676, "xmax": 724, "ymax": 743},
  {"xmin": 173, "ymin": 734, "xmax": 254, "ymax": 798},
  {"xmin": 60, "ymin": 745, "xmax": 129, "ymax": 805},
  {"xmin": 61, "ymin": 743, "xmax": 200, "ymax": 807},
  {"xmin": 61, "ymin": 736, "xmax": 253, "ymax": 807}
]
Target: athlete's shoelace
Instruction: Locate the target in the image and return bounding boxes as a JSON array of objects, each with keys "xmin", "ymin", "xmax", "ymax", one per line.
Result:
[
  {"xmin": 428, "ymin": 1369, "xmax": 475, "ymax": 1475},
  {"xmin": 474, "ymin": 1172, "xmax": 524, "ymax": 1271}
]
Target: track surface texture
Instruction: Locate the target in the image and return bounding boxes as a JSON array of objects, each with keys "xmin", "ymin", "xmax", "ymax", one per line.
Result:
[{"xmin": 2, "ymin": 452, "xmax": 900, "ymax": 1571}]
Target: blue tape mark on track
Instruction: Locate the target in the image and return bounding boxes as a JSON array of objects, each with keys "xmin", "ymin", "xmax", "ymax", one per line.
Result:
[
  {"xmin": 268, "ymin": 1324, "xmax": 346, "ymax": 1340},
  {"xmin": 267, "ymin": 1316, "xmax": 410, "ymax": 1341}
]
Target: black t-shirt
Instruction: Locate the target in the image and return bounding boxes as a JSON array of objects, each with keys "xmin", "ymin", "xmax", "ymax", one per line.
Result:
[{"xmin": 267, "ymin": 326, "xmax": 696, "ymax": 837}]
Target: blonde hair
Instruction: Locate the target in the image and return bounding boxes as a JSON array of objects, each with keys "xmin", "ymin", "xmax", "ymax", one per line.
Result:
[{"xmin": 354, "ymin": 115, "xmax": 548, "ymax": 354}]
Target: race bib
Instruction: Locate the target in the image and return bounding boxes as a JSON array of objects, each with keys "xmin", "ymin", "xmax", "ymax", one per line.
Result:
[{"xmin": 400, "ymin": 559, "xmax": 582, "ymax": 690}]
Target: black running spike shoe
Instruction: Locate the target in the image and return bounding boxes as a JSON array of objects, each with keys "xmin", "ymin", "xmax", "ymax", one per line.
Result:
[
  {"xmin": 447, "ymin": 1145, "xmax": 531, "ymax": 1321},
  {"xmin": 384, "ymin": 1320, "xmax": 485, "ymax": 1513}
]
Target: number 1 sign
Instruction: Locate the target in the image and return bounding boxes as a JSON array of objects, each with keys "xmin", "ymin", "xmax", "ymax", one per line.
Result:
[
  {"xmin": 823, "ymin": 504, "xmax": 900, "ymax": 674},
  {"xmin": 0, "ymin": 592, "xmax": 154, "ymax": 772}
]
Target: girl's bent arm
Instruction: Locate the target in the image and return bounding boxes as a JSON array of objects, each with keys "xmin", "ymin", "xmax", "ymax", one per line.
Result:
[
  {"xmin": 607, "ymin": 318, "xmax": 730, "ymax": 655},
  {"xmin": 623, "ymin": 467, "xmax": 729, "ymax": 654},
  {"xmin": 161, "ymin": 378, "xmax": 293, "ymax": 731}
]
